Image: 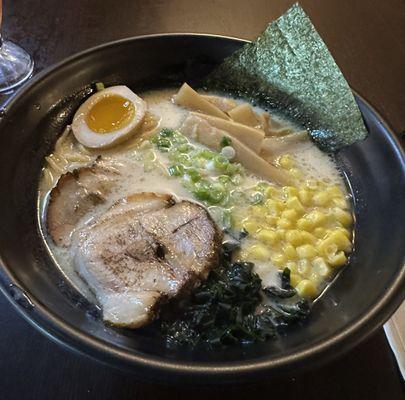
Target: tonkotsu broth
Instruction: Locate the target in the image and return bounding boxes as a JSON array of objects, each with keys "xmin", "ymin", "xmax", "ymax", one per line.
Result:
[{"xmin": 39, "ymin": 88, "xmax": 351, "ymax": 303}]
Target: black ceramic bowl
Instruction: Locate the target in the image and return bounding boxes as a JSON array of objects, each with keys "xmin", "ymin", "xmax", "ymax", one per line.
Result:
[{"xmin": 0, "ymin": 34, "xmax": 404, "ymax": 384}]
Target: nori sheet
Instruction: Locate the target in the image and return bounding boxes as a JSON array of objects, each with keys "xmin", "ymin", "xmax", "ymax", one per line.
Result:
[{"xmin": 205, "ymin": 3, "xmax": 368, "ymax": 152}]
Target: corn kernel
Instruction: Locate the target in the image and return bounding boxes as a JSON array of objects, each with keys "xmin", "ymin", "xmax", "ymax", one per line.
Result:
[
  {"xmin": 265, "ymin": 215, "xmax": 278, "ymax": 226},
  {"xmin": 304, "ymin": 179, "xmax": 318, "ymax": 190},
  {"xmin": 327, "ymin": 185, "xmax": 344, "ymax": 198},
  {"xmin": 284, "ymin": 244, "xmax": 297, "ymax": 260},
  {"xmin": 251, "ymin": 205, "xmax": 266, "ymax": 217},
  {"xmin": 319, "ymin": 242, "xmax": 338, "ymax": 260},
  {"xmin": 243, "ymin": 220, "xmax": 260, "ymax": 234},
  {"xmin": 281, "ymin": 209, "xmax": 299, "ymax": 222},
  {"xmin": 312, "ymin": 257, "xmax": 332, "ymax": 278},
  {"xmin": 308, "ymin": 271, "xmax": 322, "ymax": 286},
  {"xmin": 264, "ymin": 199, "xmax": 276, "ymax": 211},
  {"xmin": 314, "ymin": 227, "xmax": 327, "ymax": 239},
  {"xmin": 271, "ymin": 253, "xmax": 286, "ymax": 267},
  {"xmin": 333, "ymin": 208, "xmax": 352, "ymax": 227},
  {"xmin": 257, "ymin": 229, "xmax": 277, "ymax": 245},
  {"xmin": 277, "ymin": 218, "xmax": 292, "ymax": 229},
  {"xmin": 289, "ymin": 168, "xmax": 302, "ymax": 180},
  {"xmin": 318, "ymin": 230, "xmax": 352, "ymax": 254},
  {"xmin": 274, "ymin": 201, "xmax": 285, "ymax": 212},
  {"xmin": 296, "ymin": 244, "xmax": 317, "ymax": 259},
  {"xmin": 312, "ymin": 191, "xmax": 330, "ymax": 206},
  {"xmin": 298, "ymin": 189, "xmax": 312, "ymax": 206},
  {"xmin": 285, "ymin": 230, "xmax": 302, "ymax": 246},
  {"xmin": 276, "ymin": 229, "xmax": 286, "ymax": 240},
  {"xmin": 297, "ymin": 259, "xmax": 312, "ymax": 276},
  {"xmin": 279, "ymin": 154, "xmax": 294, "ymax": 169},
  {"xmin": 295, "ymin": 279, "xmax": 317, "ymax": 298},
  {"xmin": 283, "ymin": 186, "xmax": 299, "ymax": 198},
  {"xmin": 265, "ymin": 186, "xmax": 283, "ymax": 200},
  {"xmin": 285, "ymin": 261, "xmax": 298, "ymax": 274},
  {"xmin": 306, "ymin": 210, "xmax": 328, "ymax": 227},
  {"xmin": 265, "ymin": 199, "xmax": 283, "ymax": 214},
  {"xmin": 296, "ymin": 218, "xmax": 314, "ymax": 231},
  {"xmin": 335, "ymin": 227, "xmax": 351, "ymax": 238},
  {"xmin": 286, "ymin": 196, "xmax": 305, "ymax": 214},
  {"xmin": 247, "ymin": 244, "xmax": 271, "ymax": 261},
  {"xmin": 290, "ymin": 273, "xmax": 302, "ymax": 287},
  {"xmin": 300, "ymin": 231, "xmax": 317, "ymax": 244},
  {"xmin": 317, "ymin": 180, "xmax": 326, "ymax": 189},
  {"xmin": 328, "ymin": 251, "xmax": 347, "ymax": 267},
  {"xmin": 332, "ymin": 197, "xmax": 349, "ymax": 209}
]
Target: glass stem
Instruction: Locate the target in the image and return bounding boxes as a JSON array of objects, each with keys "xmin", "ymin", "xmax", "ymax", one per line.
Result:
[{"xmin": 0, "ymin": 0, "xmax": 3, "ymax": 48}]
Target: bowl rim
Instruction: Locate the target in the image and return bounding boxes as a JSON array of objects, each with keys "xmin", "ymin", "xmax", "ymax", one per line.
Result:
[{"xmin": 0, "ymin": 33, "xmax": 404, "ymax": 381}]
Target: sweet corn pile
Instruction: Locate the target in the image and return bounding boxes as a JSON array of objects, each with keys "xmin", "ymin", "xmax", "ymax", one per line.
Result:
[{"xmin": 236, "ymin": 154, "xmax": 353, "ymax": 299}]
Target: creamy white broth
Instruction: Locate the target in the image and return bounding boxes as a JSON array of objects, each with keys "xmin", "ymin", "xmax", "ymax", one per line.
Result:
[{"xmin": 39, "ymin": 87, "xmax": 351, "ymax": 302}]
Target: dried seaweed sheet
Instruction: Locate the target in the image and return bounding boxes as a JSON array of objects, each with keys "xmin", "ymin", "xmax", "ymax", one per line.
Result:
[{"xmin": 205, "ymin": 3, "xmax": 368, "ymax": 152}]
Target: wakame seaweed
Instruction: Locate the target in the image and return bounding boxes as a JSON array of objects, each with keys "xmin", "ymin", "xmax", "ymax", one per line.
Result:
[{"xmin": 160, "ymin": 243, "xmax": 310, "ymax": 348}]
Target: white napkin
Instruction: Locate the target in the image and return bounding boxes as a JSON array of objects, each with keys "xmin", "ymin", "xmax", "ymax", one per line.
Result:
[{"xmin": 384, "ymin": 301, "xmax": 405, "ymax": 380}]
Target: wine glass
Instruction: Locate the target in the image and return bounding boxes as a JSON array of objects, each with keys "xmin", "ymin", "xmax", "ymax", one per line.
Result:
[{"xmin": 0, "ymin": 0, "xmax": 34, "ymax": 93}]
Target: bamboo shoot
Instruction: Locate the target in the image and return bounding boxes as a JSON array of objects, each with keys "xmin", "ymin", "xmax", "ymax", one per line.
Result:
[
  {"xmin": 202, "ymin": 95, "xmax": 237, "ymax": 112},
  {"xmin": 261, "ymin": 131, "xmax": 309, "ymax": 158},
  {"xmin": 228, "ymin": 103, "xmax": 260, "ymax": 127},
  {"xmin": 173, "ymin": 83, "xmax": 230, "ymax": 120},
  {"xmin": 191, "ymin": 112, "xmax": 265, "ymax": 153}
]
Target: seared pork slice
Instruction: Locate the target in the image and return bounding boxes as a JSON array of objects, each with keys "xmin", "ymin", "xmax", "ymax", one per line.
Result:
[
  {"xmin": 47, "ymin": 159, "xmax": 125, "ymax": 247},
  {"xmin": 72, "ymin": 193, "xmax": 222, "ymax": 328},
  {"xmin": 139, "ymin": 201, "xmax": 220, "ymax": 277}
]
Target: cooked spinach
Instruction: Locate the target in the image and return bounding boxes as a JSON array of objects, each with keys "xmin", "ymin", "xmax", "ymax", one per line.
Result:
[{"xmin": 161, "ymin": 243, "xmax": 310, "ymax": 348}]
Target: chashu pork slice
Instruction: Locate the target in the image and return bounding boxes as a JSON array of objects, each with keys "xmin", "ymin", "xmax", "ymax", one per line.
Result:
[
  {"xmin": 71, "ymin": 192, "xmax": 222, "ymax": 328},
  {"xmin": 46, "ymin": 158, "xmax": 126, "ymax": 247}
]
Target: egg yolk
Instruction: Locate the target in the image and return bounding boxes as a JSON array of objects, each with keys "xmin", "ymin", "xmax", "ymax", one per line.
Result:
[{"xmin": 86, "ymin": 94, "xmax": 135, "ymax": 133}]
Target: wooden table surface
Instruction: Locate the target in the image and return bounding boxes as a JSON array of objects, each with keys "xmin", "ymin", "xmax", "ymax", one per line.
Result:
[{"xmin": 1, "ymin": 1, "xmax": 404, "ymax": 398}]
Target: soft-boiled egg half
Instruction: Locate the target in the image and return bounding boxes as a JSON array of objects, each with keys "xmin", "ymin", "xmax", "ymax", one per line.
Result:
[{"xmin": 72, "ymin": 85, "xmax": 146, "ymax": 148}]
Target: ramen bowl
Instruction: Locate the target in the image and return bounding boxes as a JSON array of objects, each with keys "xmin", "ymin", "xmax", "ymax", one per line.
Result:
[{"xmin": 0, "ymin": 34, "xmax": 404, "ymax": 384}]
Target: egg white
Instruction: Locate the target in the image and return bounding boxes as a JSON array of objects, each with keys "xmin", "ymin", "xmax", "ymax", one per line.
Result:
[{"xmin": 72, "ymin": 85, "xmax": 146, "ymax": 149}]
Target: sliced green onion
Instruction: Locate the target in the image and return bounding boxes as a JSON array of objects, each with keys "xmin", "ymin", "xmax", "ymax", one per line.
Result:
[
  {"xmin": 177, "ymin": 143, "xmax": 192, "ymax": 153},
  {"xmin": 168, "ymin": 165, "xmax": 185, "ymax": 177},
  {"xmin": 213, "ymin": 155, "xmax": 229, "ymax": 171},
  {"xmin": 231, "ymin": 174, "xmax": 242, "ymax": 185},
  {"xmin": 209, "ymin": 182, "xmax": 226, "ymax": 204},
  {"xmin": 230, "ymin": 189, "xmax": 245, "ymax": 203},
  {"xmin": 192, "ymin": 180, "xmax": 212, "ymax": 201},
  {"xmin": 250, "ymin": 192, "xmax": 264, "ymax": 205},
  {"xmin": 95, "ymin": 82, "xmax": 105, "ymax": 91},
  {"xmin": 187, "ymin": 169, "xmax": 201, "ymax": 182},
  {"xmin": 199, "ymin": 149, "xmax": 215, "ymax": 160},
  {"xmin": 256, "ymin": 181, "xmax": 270, "ymax": 192},
  {"xmin": 156, "ymin": 138, "xmax": 172, "ymax": 151},
  {"xmin": 220, "ymin": 136, "xmax": 232, "ymax": 148},
  {"xmin": 160, "ymin": 128, "xmax": 175, "ymax": 137},
  {"xmin": 225, "ymin": 162, "xmax": 241, "ymax": 175},
  {"xmin": 150, "ymin": 131, "xmax": 248, "ymax": 210},
  {"xmin": 168, "ymin": 150, "xmax": 188, "ymax": 162},
  {"xmin": 217, "ymin": 175, "xmax": 232, "ymax": 185}
]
